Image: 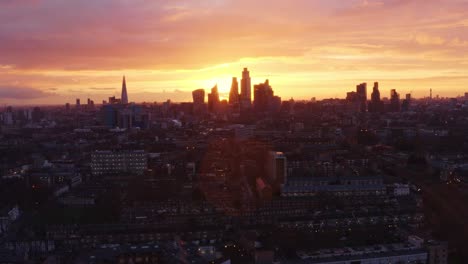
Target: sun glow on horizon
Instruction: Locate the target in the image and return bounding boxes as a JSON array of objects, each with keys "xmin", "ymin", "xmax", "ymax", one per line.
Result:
[{"xmin": 1, "ymin": 0, "xmax": 468, "ymax": 105}]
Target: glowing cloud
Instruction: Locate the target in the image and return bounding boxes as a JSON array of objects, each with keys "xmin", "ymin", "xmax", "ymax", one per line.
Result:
[{"xmin": 1, "ymin": 0, "xmax": 468, "ymax": 104}]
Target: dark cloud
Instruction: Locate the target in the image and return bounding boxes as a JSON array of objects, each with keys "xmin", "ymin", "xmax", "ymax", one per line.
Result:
[{"xmin": 0, "ymin": 86, "xmax": 53, "ymax": 99}]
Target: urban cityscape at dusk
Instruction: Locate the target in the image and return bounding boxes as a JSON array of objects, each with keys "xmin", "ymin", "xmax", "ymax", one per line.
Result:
[{"xmin": 1, "ymin": 1, "xmax": 468, "ymax": 264}]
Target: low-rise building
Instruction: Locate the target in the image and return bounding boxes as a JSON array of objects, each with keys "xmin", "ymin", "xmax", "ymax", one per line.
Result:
[{"xmin": 91, "ymin": 150, "xmax": 147, "ymax": 176}]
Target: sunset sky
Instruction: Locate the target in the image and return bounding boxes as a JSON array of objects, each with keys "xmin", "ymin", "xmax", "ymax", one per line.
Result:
[{"xmin": 1, "ymin": 0, "xmax": 468, "ymax": 105}]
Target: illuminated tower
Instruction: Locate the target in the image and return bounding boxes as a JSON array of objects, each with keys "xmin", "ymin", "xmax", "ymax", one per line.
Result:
[{"xmin": 121, "ymin": 76, "xmax": 128, "ymax": 104}]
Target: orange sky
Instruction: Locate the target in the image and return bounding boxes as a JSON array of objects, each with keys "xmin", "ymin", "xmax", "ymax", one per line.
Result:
[{"xmin": 1, "ymin": 0, "xmax": 468, "ymax": 104}]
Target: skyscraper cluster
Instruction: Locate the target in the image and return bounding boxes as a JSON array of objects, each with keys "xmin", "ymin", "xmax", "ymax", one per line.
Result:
[
  {"xmin": 107, "ymin": 76, "xmax": 130, "ymax": 105},
  {"xmin": 98, "ymin": 76, "xmax": 150, "ymax": 129},
  {"xmin": 194, "ymin": 67, "xmax": 281, "ymax": 115},
  {"xmin": 225, "ymin": 68, "xmax": 254, "ymax": 113},
  {"xmin": 347, "ymin": 82, "xmax": 403, "ymax": 113}
]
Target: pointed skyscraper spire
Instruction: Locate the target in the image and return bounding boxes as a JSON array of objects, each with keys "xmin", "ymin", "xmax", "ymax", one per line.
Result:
[{"xmin": 121, "ymin": 75, "xmax": 128, "ymax": 104}]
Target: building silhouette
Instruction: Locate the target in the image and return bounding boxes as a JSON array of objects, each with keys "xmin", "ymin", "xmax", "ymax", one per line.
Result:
[
  {"xmin": 371, "ymin": 82, "xmax": 380, "ymax": 102},
  {"xmin": 192, "ymin": 89, "xmax": 206, "ymax": 114},
  {"xmin": 254, "ymin": 79, "xmax": 279, "ymax": 113},
  {"xmin": 91, "ymin": 150, "xmax": 147, "ymax": 176},
  {"xmin": 192, "ymin": 89, "xmax": 205, "ymax": 105},
  {"xmin": 87, "ymin": 98, "xmax": 95, "ymax": 109},
  {"xmin": 346, "ymin": 91, "xmax": 358, "ymax": 102},
  {"xmin": 240, "ymin": 68, "xmax": 252, "ymax": 111},
  {"xmin": 229, "ymin": 77, "xmax": 240, "ymax": 112},
  {"xmin": 108, "ymin": 96, "xmax": 121, "ymax": 104},
  {"xmin": 356, "ymin": 83, "xmax": 367, "ymax": 112},
  {"xmin": 98, "ymin": 77, "xmax": 150, "ymax": 128},
  {"xmin": 369, "ymin": 82, "xmax": 384, "ymax": 112},
  {"xmin": 208, "ymin": 85, "xmax": 220, "ymax": 113},
  {"xmin": 390, "ymin": 89, "xmax": 401, "ymax": 112},
  {"xmin": 267, "ymin": 151, "xmax": 287, "ymax": 190},
  {"xmin": 406, "ymin": 93, "xmax": 412, "ymax": 101},
  {"xmin": 121, "ymin": 76, "xmax": 128, "ymax": 104},
  {"xmin": 402, "ymin": 93, "xmax": 412, "ymax": 111}
]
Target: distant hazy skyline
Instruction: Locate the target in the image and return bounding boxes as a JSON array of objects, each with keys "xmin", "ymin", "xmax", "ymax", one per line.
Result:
[{"xmin": 1, "ymin": 0, "xmax": 468, "ymax": 104}]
